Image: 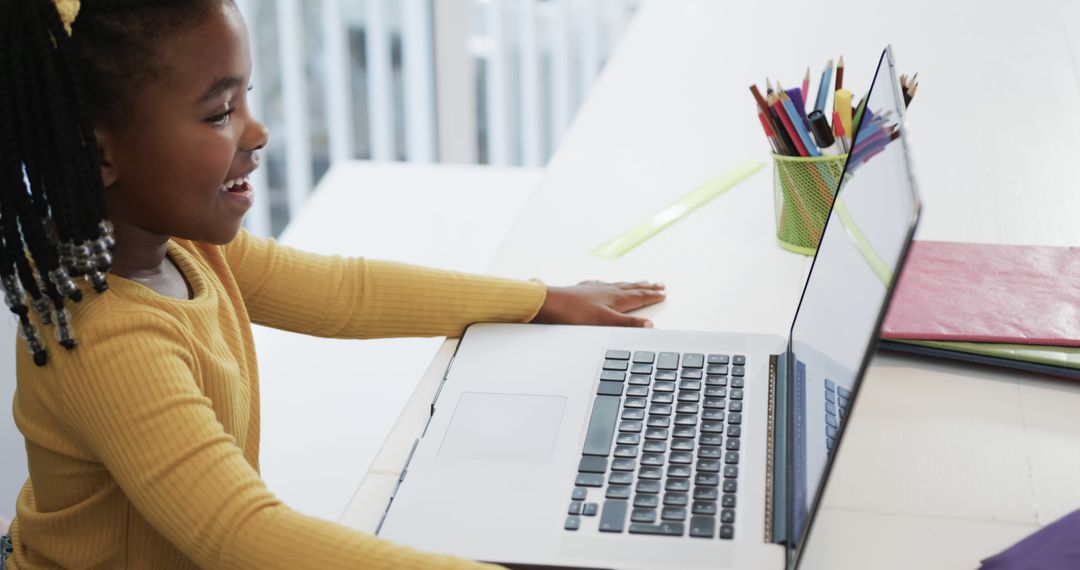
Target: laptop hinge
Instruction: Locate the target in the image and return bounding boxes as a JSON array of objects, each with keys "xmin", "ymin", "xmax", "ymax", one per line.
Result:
[
  {"xmin": 423, "ymin": 341, "xmax": 462, "ymax": 437},
  {"xmin": 375, "ymin": 437, "xmax": 421, "ymax": 535},
  {"xmin": 766, "ymin": 351, "xmax": 790, "ymax": 545}
]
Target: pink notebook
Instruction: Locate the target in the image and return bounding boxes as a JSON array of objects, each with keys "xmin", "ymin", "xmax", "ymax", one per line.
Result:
[{"xmin": 881, "ymin": 241, "xmax": 1080, "ymax": 347}]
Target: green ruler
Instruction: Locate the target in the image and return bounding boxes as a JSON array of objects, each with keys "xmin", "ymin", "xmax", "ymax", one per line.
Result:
[{"xmin": 591, "ymin": 161, "xmax": 765, "ymax": 259}]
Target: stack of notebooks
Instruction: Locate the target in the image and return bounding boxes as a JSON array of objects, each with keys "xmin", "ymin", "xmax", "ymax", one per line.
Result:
[{"xmin": 880, "ymin": 241, "xmax": 1080, "ymax": 379}]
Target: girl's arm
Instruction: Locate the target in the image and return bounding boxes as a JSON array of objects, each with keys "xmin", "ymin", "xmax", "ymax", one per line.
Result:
[
  {"xmin": 58, "ymin": 312, "xmax": 500, "ymax": 569},
  {"xmin": 222, "ymin": 228, "xmax": 546, "ymax": 339}
]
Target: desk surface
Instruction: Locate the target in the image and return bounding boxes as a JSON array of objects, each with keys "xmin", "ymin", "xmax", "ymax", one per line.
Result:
[{"xmin": 332, "ymin": 1, "xmax": 1080, "ymax": 568}]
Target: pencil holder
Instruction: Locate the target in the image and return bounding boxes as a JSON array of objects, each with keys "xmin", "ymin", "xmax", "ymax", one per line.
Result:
[{"xmin": 771, "ymin": 154, "xmax": 847, "ymax": 255}]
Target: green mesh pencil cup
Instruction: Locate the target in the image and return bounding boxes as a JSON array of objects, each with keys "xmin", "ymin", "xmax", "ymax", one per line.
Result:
[{"xmin": 771, "ymin": 153, "xmax": 848, "ymax": 255}]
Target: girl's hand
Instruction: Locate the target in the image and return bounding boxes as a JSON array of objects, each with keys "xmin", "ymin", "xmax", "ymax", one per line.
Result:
[{"xmin": 532, "ymin": 281, "xmax": 666, "ymax": 328}]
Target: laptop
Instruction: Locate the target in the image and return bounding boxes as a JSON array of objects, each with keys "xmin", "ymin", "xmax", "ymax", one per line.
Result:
[{"xmin": 377, "ymin": 46, "xmax": 921, "ymax": 570}]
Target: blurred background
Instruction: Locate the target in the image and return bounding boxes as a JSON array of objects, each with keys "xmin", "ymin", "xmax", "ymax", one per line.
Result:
[{"xmin": 236, "ymin": 0, "xmax": 641, "ymax": 236}]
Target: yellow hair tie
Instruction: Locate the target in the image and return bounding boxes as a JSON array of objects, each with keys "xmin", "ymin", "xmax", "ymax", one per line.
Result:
[{"xmin": 53, "ymin": 0, "xmax": 81, "ymax": 36}]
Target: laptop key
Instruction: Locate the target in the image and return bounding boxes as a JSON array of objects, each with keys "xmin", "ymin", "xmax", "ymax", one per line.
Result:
[
  {"xmin": 600, "ymin": 370, "xmax": 626, "ymax": 382},
  {"xmin": 651, "ymin": 393, "xmax": 674, "ymax": 404},
  {"xmin": 643, "ymin": 440, "xmax": 667, "ymax": 454},
  {"xmin": 624, "ymin": 397, "xmax": 647, "ymax": 409},
  {"xmin": 708, "ymin": 354, "xmax": 729, "ymax": 365},
  {"xmin": 731, "ymin": 366, "xmax": 746, "ymax": 377},
  {"xmin": 604, "ymin": 359, "xmax": 630, "ymax": 371},
  {"xmin": 700, "ymin": 434, "xmax": 722, "ymax": 446},
  {"xmin": 640, "ymin": 453, "xmax": 665, "ymax": 466},
  {"xmin": 692, "ymin": 500, "xmax": 718, "ymax": 515},
  {"xmin": 670, "ymin": 451, "xmax": 693, "ymax": 464},
  {"xmin": 597, "ymin": 381, "xmax": 623, "ymax": 396},
  {"xmin": 677, "ymin": 391, "xmax": 700, "ymax": 402},
  {"xmin": 576, "ymin": 473, "xmax": 604, "ymax": 487},
  {"xmin": 679, "ymin": 380, "xmax": 702, "ymax": 391},
  {"xmin": 671, "ymin": 438, "xmax": 694, "ymax": 451},
  {"xmin": 626, "ymin": 385, "xmax": 649, "ymax": 397},
  {"xmin": 629, "ymin": 522, "xmax": 684, "ymax": 536},
  {"xmin": 653, "ymin": 381, "xmax": 675, "ymax": 393},
  {"xmin": 631, "ymin": 508, "xmax": 657, "ymax": 523},
  {"xmin": 721, "ymin": 494, "xmax": 736, "ymax": 508},
  {"xmin": 725, "ymin": 452, "xmax": 740, "ymax": 464},
  {"xmin": 689, "ymin": 515, "xmax": 716, "ymax": 538},
  {"xmin": 614, "ymin": 446, "xmax": 638, "ymax": 459},
  {"xmin": 682, "ymin": 353, "xmax": 705, "ymax": 368},
  {"xmin": 599, "ymin": 499, "xmax": 629, "ymax": 533},
  {"xmin": 727, "ymin": 425, "xmax": 741, "ymax": 438},
  {"xmin": 628, "ymin": 374, "xmax": 651, "ymax": 386},
  {"xmin": 649, "ymin": 403, "xmax": 672, "ymax": 416},
  {"xmin": 565, "ymin": 515, "xmax": 581, "ymax": 530},
  {"xmin": 673, "ymin": 426, "xmax": 697, "ymax": 439},
  {"xmin": 705, "ymin": 386, "xmax": 727, "ymax": 398},
  {"xmin": 680, "ymin": 369, "xmax": 703, "ymax": 380},
  {"xmin": 695, "ymin": 473, "xmax": 719, "ymax": 487},
  {"xmin": 635, "ymin": 494, "xmax": 660, "ymax": 509},
  {"xmin": 698, "ymin": 447, "xmax": 722, "ymax": 459},
  {"xmin": 667, "ymin": 466, "xmax": 692, "ymax": 481},
  {"xmin": 729, "ymin": 401, "xmax": 743, "ymax": 412},
  {"xmin": 583, "ymin": 503, "xmax": 599, "ymax": 516},
  {"xmin": 606, "ymin": 350, "xmax": 631, "ymax": 360},
  {"xmin": 630, "ymin": 363, "xmax": 653, "ymax": 375},
  {"xmin": 616, "ymin": 433, "xmax": 640, "ymax": 445},
  {"xmin": 663, "ymin": 492, "xmax": 689, "ymax": 506},
  {"xmin": 726, "ymin": 439, "xmax": 740, "ymax": 451},
  {"xmin": 731, "ymin": 377, "xmax": 745, "ymax": 388},
  {"xmin": 723, "ymin": 479, "xmax": 737, "ymax": 493},
  {"xmin": 606, "ymin": 486, "xmax": 631, "ymax": 500},
  {"xmin": 706, "ymin": 375, "xmax": 728, "ymax": 386},
  {"xmin": 583, "ymin": 395, "xmax": 620, "ymax": 457},
  {"xmin": 701, "ymin": 421, "xmax": 724, "ymax": 433},
  {"xmin": 636, "ymin": 480, "xmax": 661, "ymax": 495},
  {"xmin": 572, "ymin": 487, "xmax": 587, "ymax": 501},
  {"xmin": 730, "ymin": 389, "xmax": 744, "ymax": 400},
  {"xmin": 720, "ymin": 524, "xmax": 735, "ymax": 540},
  {"xmin": 619, "ymin": 420, "xmax": 643, "ymax": 433},
  {"xmin": 704, "ymin": 398, "xmax": 726, "ymax": 409},
  {"xmin": 644, "ymin": 429, "xmax": 669, "ymax": 441},
  {"xmin": 720, "ymin": 509, "xmax": 735, "ymax": 523},
  {"xmin": 662, "ymin": 507, "xmax": 688, "ymax": 521},
  {"xmin": 639, "ymin": 466, "xmax": 663, "ymax": 479},
  {"xmin": 693, "ymin": 487, "xmax": 719, "ymax": 501},
  {"xmin": 703, "ymin": 409, "xmax": 724, "ymax": 421},
  {"xmin": 654, "ymin": 370, "xmax": 677, "ymax": 381},
  {"xmin": 622, "ymin": 408, "xmax": 644, "ymax": 420},
  {"xmin": 612, "ymin": 458, "xmax": 636, "ymax": 471},
  {"xmin": 723, "ymin": 466, "xmax": 738, "ymax": 478},
  {"xmin": 579, "ymin": 456, "xmax": 608, "ymax": 473},
  {"xmin": 698, "ymin": 460, "xmax": 721, "ymax": 473},
  {"xmin": 675, "ymin": 414, "xmax": 697, "ymax": 426},
  {"xmin": 633, "ymin": 351, "xmax": 655, "ymax": 364},
  {"xmin": 676, "ymin": 402, "xmax": 699, "ymax": 414},
  {"xmin": 706, "ymin": 364, "xmax": 729, "ymax": 375},
  {"xmin": 646, "ymin": 415, "xmax": 670, "ymax": 428},
  {"xmin": 657, "ymin": 352, "xmax": 680, "ymax": 370},
  {"xmin": 569, "ymin": 501, "xmax": 583, "ymax": 515},
  {"xmin": 732, "ymin": 355, "xmax": 746, "ymax": 365}
]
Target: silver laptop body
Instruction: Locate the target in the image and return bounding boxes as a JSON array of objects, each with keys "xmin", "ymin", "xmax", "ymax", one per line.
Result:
[{"xmin": 379, "ymin": 46, "xmax": 920, "ymax": 570}]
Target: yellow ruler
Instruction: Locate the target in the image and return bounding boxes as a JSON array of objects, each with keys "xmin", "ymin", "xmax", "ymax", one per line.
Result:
[{"xmin": 591, "ymin": 161, "xmax": 765, "ymax": 259}]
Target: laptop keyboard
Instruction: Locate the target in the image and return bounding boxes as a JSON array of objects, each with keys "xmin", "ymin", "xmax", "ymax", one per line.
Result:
[
  {"xmin": 564, "ymin": 349, "xmax": 746, "ymax": 540},
  {"xmin": 824, "ymin": 378, "xmax": 852, "ymax": 452}
]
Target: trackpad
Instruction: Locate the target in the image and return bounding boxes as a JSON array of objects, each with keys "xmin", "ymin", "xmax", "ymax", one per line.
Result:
[{"xmin": 438, "ymin": 392, "xmax": 566, "ymax": 463}]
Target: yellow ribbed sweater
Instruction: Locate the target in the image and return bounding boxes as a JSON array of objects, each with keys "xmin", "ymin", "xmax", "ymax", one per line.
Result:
[{"xmin": 8, "ymin": 229, "xmax": 546, "ymax": 569}]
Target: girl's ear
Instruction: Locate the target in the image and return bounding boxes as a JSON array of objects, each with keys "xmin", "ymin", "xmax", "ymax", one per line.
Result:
[{"xmin": 94, "ymin": 127, "xmax": 118, "ymax": 188}]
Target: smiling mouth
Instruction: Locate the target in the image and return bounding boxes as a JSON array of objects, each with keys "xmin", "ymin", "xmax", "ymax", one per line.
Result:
[{"xmin": 222, "ymin": 176, "xmax": 251, "ymax": 193}]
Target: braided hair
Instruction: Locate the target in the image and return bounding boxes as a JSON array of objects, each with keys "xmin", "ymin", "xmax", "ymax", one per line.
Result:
[{"xmin": 1, "ymin": 0, "xmax": 226, "ymax": 365}]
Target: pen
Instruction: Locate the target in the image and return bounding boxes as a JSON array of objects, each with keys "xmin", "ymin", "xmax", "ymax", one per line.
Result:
[{"xmin": 808, "ymin": 110, "xmax": 841, "ymax": 155}]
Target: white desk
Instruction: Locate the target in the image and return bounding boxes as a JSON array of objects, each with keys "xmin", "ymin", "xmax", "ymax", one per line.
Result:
[{"xmin": 330, "ymin": 1, "xmax": 1080, "ymax": 568}]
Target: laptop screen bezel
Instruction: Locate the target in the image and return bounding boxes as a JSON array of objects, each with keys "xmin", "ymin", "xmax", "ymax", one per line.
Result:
[{"xmin": 783, "ymin": 45, "xmax": 923, "ymax": 568}]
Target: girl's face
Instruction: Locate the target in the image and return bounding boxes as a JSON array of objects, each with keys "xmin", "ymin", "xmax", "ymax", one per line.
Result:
[{"xmin": 98, "ymin": 2, "xmax": 269, "ymax": 246}]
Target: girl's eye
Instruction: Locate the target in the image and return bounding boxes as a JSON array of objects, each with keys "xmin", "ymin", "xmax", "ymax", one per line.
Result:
[{"xmin": 206, "ymin": 106, "xmax": 235, "ymax": 127}]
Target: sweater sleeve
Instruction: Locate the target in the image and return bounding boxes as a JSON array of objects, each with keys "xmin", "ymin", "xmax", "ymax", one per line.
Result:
[
  {"xmin": 221, "ymin": 229, "xmax": 546, "ymax": 339},
  {"xmin": 58, "ymin": 312, "xmax": 502, "ymax": 570}
]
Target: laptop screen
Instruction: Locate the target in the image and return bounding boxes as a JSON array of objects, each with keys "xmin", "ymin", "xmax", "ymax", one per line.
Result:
[{"xmin": 785, "ymin": 47, "xmax": 921, "ymax": 564}]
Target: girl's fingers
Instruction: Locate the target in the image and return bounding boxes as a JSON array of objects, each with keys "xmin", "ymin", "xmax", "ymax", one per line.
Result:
[
  {"xmin": 613, "ymin": 288, "xmax": 666, "ymax": 311},
  {"xmin": 602, "ymin": 307, "xmax": 653, "ymax": 328},
  {"xmin": 615, "ymin": 281, "xmax": 665, "ymax": 290}
]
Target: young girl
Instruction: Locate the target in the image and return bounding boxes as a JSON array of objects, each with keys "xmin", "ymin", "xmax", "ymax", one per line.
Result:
[{"xmin": 0, "ymin": 1, "xmax": 665, "ymax": 568}]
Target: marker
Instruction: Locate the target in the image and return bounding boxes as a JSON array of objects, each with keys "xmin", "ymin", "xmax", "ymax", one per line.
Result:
[
  {"xmin": 809, "ymin": 110, "xmax": 840, "ymax": 155},
  {"xmin": 833, "ymin": 89, "xmax": 853, "ymax": 144}
]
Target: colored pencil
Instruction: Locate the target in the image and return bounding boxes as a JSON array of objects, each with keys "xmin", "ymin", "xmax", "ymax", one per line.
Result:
[
  {"xmin": 835, "ymin": 56, "xmax": 844, "ymax": 91},
  {"xmin": 801, "ymin": 67, "xmax": 810, "ymax": 104}
]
